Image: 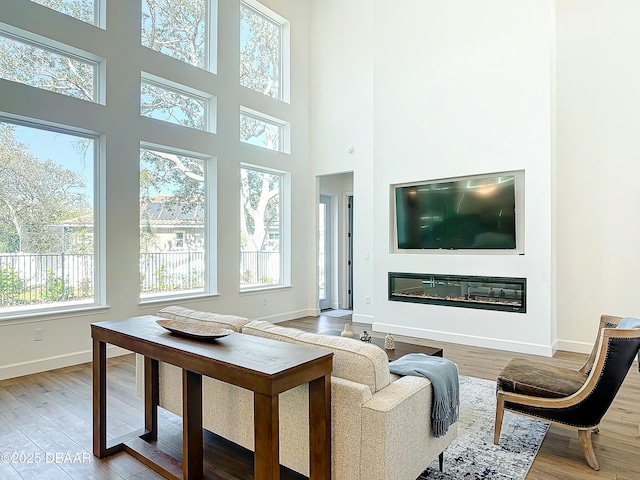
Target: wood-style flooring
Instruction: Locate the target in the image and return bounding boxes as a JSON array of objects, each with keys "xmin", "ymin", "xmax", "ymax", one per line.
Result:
[{"xmin": 0, "ymin": 313, "xmax": 638, "ymax": 479}]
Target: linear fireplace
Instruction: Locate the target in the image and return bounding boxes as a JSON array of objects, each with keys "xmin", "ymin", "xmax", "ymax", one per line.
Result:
[{"xmin": 388, "ymin": 272, "xmax": 526, "ymax": 313}]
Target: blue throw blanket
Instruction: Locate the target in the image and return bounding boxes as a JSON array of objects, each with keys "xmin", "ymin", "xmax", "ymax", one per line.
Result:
[
  {"xmin": 617, "ymin": 317, "xmax": 640, "ymax": 369},
  {"xmin": 389, "ymin": 353, "xmax": 459, "ymax": 437}
]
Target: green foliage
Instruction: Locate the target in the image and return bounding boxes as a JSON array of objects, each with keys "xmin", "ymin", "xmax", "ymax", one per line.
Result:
[
  {"xmin": 0, "ymin": 266, "xmax": 26, "ymax": 306},
  {"xmin": 41, "ymin": 270, "xmax": 65, "ymax": 303},
  {"xmin": 0, "ymin": 125, "xmax": 91, "ymax": 254}
]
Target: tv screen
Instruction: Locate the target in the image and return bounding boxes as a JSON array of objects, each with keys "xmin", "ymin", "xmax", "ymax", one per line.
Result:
[{"xmin": 395, "ymin": 174, "xmax": 516, "ymax": 250}]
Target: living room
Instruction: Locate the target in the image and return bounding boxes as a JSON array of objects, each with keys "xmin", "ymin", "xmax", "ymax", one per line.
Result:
[{"xmin": 1, "ymin": 0, "xmax": 639, "ymax": 479}]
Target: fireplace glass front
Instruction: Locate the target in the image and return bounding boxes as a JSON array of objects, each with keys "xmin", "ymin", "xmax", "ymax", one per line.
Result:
[{"xmin": 388, "ymin": 272, "xmax": 526, "ymax": 313}]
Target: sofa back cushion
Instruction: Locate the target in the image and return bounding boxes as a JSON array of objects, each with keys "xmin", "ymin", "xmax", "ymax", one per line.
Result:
[
  {"xmin": 242, "ymin": 320, "xmax": 390, "ymax": 394},
  {"xmin": 157, "ymin": 306, "xmax": 250, "ymax": 332}
]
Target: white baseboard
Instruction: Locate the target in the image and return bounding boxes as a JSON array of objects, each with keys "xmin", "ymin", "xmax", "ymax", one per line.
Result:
[
  {"xmin": 0, "ymin": 345, "xmax": 131, "ymax": 381},
  {"xmin": 257, "ymin": 309, "xmax": 317, "ymax": 324},
  {"xmin": 373, "ymin": 322, "xmax": 555, "ymax": 357},
  {"xmin": 556, "ymin": 339, "xmax": 593, "ymax": 354},
  {"xmin": 352, "ymin": 313, "xmax": 374, "ymax": 324}
]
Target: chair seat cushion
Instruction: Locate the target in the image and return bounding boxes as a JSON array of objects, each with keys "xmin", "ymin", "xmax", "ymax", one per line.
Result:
[{"xmin": 497, "ymin": 358, "xmax": 588, "ymax": 398}]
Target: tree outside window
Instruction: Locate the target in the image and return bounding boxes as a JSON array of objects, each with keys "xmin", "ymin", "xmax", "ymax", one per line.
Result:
[
  {"xmin": 30, "ymin": 0, "xmax": 98, "ymax": 25},
  {"xmin": 240, "ymin": 166, "xmax": 282, "ymax": 288},
  {"xmin": 0, "ymin": 121, "xmax": 95, "ymax": 311},
  {"xmin": 141, "ymin": 0, "xmax": 209, "ymax": 70},
  {"xmin": 240, "ymin": 2, "xmax": 283, "ymax": 100}
]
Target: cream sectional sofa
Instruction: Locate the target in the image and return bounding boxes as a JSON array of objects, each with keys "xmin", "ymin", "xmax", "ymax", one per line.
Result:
[{"xmin": 136, "ymin": 306, "xmax": 457, "ymax": 480}]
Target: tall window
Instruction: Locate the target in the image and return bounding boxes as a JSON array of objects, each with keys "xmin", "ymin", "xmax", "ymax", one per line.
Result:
[
  {"xmin": 140, "ymin": 147, "xmax": 208, "ymax": 298},
  {"xmin": 0, "ymin": 120, "xmax": 96, "ymax": 314},
  {"xmin": 0, "ymin": 31, "xmax": 99, "ymax": 102},
  {"xmin": 240, "ymin": 1, "xmax": 287, "ymax": 101},
  {"xmin": 30, "ymin": 0, "xmax": 99, "ymax": 25},
  {"xmin": 141, "ymin": 0, "xmax": 211, "ymax": 70},
  {"xmin": 240, "ymin": 165, "xmax": 284, "ymax": 289}
]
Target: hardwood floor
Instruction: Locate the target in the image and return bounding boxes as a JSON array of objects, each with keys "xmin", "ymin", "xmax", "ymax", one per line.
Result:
[{"xmin": 0, "ymin": 313, "xmax": 638, "ymax": 479}]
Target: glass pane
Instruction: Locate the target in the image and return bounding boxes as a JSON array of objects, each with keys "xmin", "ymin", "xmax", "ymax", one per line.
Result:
[
  {"xmin": 0, "ymin": 122, "xmax": 95, "ymax": 312},
  {"xmin": 240, "ymin": 167, "xmax": 281, "ymax": 288},
  {"xmin": 141, "ymin": 0, "xmax": 208, "ymax": 69},
  {"xmin": 140, "ymin": 148, "xmax": 206, "ymax": 298},
  {"xmin": 240, "ymin": 3, "xmax": 281, "ymax": 99},
  {"xmin": 30, "ymin": 0, "xmax": 97, "ymax": 25},
  {"xmin": 140, "ymin": 81, "xmax": 207, "ymax": 131},
  {"xmin": 318, "ymin": 203, "xmax": 326, "ymax": 301},
  {"xmin": 240, "ymin": 112, "xmax": 281, "ymax": 151},
  {"xmin": 0, "ymin": 34, "xmax": 96, "ymax": 102}
]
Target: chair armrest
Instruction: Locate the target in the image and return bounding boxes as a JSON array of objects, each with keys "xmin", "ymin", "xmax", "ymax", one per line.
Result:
[{"xmin": 360, "ymin": 376, "xmax": 457, "ymax": 480}]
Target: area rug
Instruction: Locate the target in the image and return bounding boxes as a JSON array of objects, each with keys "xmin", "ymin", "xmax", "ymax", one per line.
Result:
[{"xmin": 419, "ymin": 375, "xmax": 549, "ymax": 480}]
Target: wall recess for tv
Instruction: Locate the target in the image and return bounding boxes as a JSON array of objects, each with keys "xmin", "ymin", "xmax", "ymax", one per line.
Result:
[{"xmin": 388, "ymin": 272, "xmax": 526, "ymax": 313}]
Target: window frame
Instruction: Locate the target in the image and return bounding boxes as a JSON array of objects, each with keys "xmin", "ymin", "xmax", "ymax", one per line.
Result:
[
  {"xmin": 140, "ymin": 72, "xmax": 216, "ymax": 133},
  {"xmin": 239, "ymin": 163, "xmax": 290, "ymax": 292},
  {"xmin": 240, "ymin": 106, "xmax": 290, "ymax": 153},
  {"xmin": 239, "ymin": 0, "xmax": 290, "ymax": 103},
  {"xmin": 140, "ymin": 0, "xmax": 217, "ymax": 72},
  {"xmin": 0, "ymin": 115, "xmax": 104, "ymax": 319},
  {"xmin": 139, "ymin": 143, "xmax": 217, "ymax": 302},
  {"xmin": 0, "ymin": 26, "xmax": 104, "ymax": 104}
]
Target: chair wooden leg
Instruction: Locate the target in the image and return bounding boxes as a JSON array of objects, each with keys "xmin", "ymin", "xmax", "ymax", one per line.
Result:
[
  {"xmin": 578, "ymin": 429, "xmax": 600, "ymax": 471},
  {"xmin": 494, "ymin": 392, "xmax": 505, "ymax": 444},
  {"xmin": 438, "ymin": 452, "xmax": 443, "ymax": 472}
]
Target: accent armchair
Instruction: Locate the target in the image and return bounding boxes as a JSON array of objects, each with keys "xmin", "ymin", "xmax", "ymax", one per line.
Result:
[{"xmin": 494, "ymin": 314, "xmax": 640, "ymax": 470}]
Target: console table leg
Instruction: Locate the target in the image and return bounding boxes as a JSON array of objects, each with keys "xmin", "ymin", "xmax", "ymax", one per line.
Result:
[
  {"xmin": 92, "ymin": 338, "xmax": 107, "ymax": 458},
  {"xmin": 183, "ymin": 370, "xmax": 203, "ymax": 480},
  {"xmin": 309, "ymin": 375, "xmax": 331, "ymax": 480},
  {"xmin": 144, "ymin": 357, "xmax": 159, "ymax": 440},
  {"xmin": 254, "ymin": 392, "xmax": 280, "ymax": 480}
]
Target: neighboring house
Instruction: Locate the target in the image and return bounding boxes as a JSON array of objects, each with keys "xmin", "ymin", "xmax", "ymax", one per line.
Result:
[{"xmin": 139, "ymin": 194, "xmax": 205, "ymax": 252}]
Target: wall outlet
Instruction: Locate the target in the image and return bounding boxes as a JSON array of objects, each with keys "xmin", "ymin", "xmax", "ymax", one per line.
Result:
[
  {"xmin": 365, "ymin": 296, "xmax": 370, "ymax": 304},
  {"xmin": 262, "ymin": 298, "xmax": 267, "ymax": 306},
  {"xmin": 34, "ymin": 328, "xmax": 43, "ymax": 341}
]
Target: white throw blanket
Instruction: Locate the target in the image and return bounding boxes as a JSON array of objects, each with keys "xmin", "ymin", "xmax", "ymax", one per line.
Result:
[{"xmin": 389, "ymin": 353, "xmax": 459, "ymax": 437}]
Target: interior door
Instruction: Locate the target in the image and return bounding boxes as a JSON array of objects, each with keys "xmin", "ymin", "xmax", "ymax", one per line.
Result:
[{"xmin": 319, "ymin": 195, "xmax": 332, "ymax": 310}]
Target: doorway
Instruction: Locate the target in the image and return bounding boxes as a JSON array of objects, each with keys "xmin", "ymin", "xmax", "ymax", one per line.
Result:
[
  {"xmin": 317, "ymin": 172, "xmax": 354, "ymax": 312},
  {"xmin": 318, "ymin": 195, "xmax": 332, "ymax": 310}
]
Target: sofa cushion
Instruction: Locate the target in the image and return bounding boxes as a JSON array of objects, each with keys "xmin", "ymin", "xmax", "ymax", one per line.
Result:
[
  {"xmin": 242, "ymin": 320, "xmax": 390, "ymax": 394},
  {"xmin": 157, "ymin": 305, "xmax": 250, "ymax": 333}
]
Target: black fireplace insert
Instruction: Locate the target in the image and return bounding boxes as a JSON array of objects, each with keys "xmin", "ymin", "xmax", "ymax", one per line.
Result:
[{"xmin": 388, "ymin": 272, "xmax": 526, "ymax": 313}]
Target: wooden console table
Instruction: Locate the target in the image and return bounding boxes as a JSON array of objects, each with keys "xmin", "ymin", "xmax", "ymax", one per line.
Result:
[{"xmin": 92, "ymin": 315, "xmax": 333, "ymax": 480}]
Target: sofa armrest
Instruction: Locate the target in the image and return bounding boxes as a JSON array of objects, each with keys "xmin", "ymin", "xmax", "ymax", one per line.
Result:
[{"xmin": 360, "ymin": 376, "xmax": 457, "ymax": 480}]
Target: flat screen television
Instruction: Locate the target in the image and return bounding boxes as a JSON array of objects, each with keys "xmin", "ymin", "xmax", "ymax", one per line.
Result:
[{"xmin": 394, "ymin": 173, "xmax": 518, "ymax": 250}]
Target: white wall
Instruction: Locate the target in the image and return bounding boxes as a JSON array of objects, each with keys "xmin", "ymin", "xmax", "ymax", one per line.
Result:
[
  {"xmin": 555, "ymin": 0, "xmax": 640, "ymax": 352},
  {"xmin": 310, "ymin": 0, "xmax": 556, "ymax": 355},
  {"xmin": 0, "ymin": 0, "xmax": 311, "ymax": 379},
  {"xmin": 371, "ymin": 0, "xmax": 555, "ymax": 355},
  {"xmin": 309, "ymin": 0, "xmax": 375, "ymax": 323}
]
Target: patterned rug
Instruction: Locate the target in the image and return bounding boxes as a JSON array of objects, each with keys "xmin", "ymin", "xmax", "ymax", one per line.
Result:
[{"xmin": 419, "ymin": 375, "xmax": 549, "ymax": 480}]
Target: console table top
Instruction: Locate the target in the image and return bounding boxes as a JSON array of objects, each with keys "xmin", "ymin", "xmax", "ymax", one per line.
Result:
[{"xmin": 92, "ymin": 315, "xmax": 333, "ymax": 395}]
